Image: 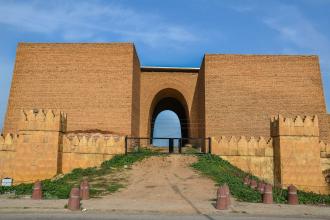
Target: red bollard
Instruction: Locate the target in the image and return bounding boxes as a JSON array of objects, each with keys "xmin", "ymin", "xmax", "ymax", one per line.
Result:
[
  {"xmin": 223, "ymin": 183, "xmax": 231, "ymax": 206},
  {"xmin": 287, "ymin": 185, "xmax": 298, "ymax": 205},
  {"xmin": 216, "ymin": 187, "xmax": 221, "ymax": 198},
  {"xmin": 216, "ymin": 186, "xmax": 228, "ymax": 210},
  {"xmin": 80, "ymin": 178, "xmax": 90, "ymax": 200},
  {"xmin": 243, "ymin": 176, "xmax": 250, "ymax": 185},
  {"xmin": 68, "ymin": 187, "xmax": 81, "ymax": 211},
  {"xmin": 257, "ymin": 182, "xmax": 265, "ymax": 194},
  {"xmin": 250, "ymin": 179, "xmax": 257, "ymax": 189},
  {"xmin": 263, "ymin": 184, "xmax": 273, "ymax": 204},
  {"xmin": 31, "ymin": 181, "xmax": 42, "ymax": 200}
]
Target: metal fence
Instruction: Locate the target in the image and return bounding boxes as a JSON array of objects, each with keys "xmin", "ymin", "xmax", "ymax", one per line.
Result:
[{"xmin": 125, "ymin": 137, "xmax": 211, "ymax": 154}]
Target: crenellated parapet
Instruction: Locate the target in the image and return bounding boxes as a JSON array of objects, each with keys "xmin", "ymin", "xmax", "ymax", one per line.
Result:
[
  {"xmin": 60, "ymin": 133, "xmax": 125, "ymax": 173},
  {"xmin": 270, "ymin": 115, "xmax": 319, "ymax": 137},
  {"xmin": 211, "ymin": 135, "xmax": 274, "ymax": 183},
  {"xmin": 63, "ymin": 133, "xmax": 125, "ymax": 154},
  {"xmin": 1, "ymin": 109, "xmax": 128, "ymax": 183},
  {"xmin": 212, "ymin": 136, "xmax": 273, "ymax": 157},
  {"xmin": 18, "ymin": 109, "xmax": 67, "ymax": 132},
  {"xmin": 271, "ymin": 114, "xmax": 328, "ymax": 193},
  {"xmin": 0, "ymin": 133, "xmax": 17, "ymax": 151}
]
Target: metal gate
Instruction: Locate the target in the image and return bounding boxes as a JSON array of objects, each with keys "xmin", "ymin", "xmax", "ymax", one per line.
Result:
[{"xmin": 125, "ymin": 137, "xmax": 211, "ymax": 154}]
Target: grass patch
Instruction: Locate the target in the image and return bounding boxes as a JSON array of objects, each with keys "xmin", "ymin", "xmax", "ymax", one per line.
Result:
[
  {"xmin": 192, "ymin": 154, "xmax": 330, "ymax": 205},
  {"xmin": 0, "ymin": 148, "xmax": 158, "ymax": 199},
  {"xmin": 107, "ymin": 182, "xmax": 125, "ymax": 193}
]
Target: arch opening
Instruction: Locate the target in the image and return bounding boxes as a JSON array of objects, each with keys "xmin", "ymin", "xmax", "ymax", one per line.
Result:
[
  {"xmin": 152, "ymin": 110, "xmax": 182, "ymax": 146},
  {"xmin": 148, "ymin": 88, "xmax": 190, "ymax": 147}
]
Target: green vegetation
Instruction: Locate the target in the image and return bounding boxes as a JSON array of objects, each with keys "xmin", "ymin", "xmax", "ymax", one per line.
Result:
[
  {"xmin": 107, "ymin": 182, "xmax": 125, "ymax": 193},
  {"xmin": 0, "ymin": 148, "xmax": 158, "ymax": 199},
  {"xmin": 192, "ymin": 154, "xmax": 262, "ymax": 202},
  {"xmin": 192, "ymin": 154, "xmax": 330, "ymax": 205},
  {"xmin": 0, "ymin": 182, "xmax": 33, "ymax": 195}
]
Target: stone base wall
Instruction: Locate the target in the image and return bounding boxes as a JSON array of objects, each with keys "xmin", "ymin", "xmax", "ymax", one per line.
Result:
[
  {"xmin": 1, "ymin": 109, "xmax": 329, "ymax": 194},
  {"xmin": 271, "ymin": 115, "xmax": 328, "ymax": 194},
  {"xmin": 211, "ymin": 136, "xmax": 274, "ymax": 183},
  {"xmin": 0, "ymin": 134, "xmax": 16, "ymax": 180},
  {"xmin": 320, "ymin": 141, "xmax": 330, "ymax": 171},
  {"xmin": 61, "ymin": 134, "xmax": 125, "ymax": 173},
  {"xmin": 211, "ymin": 115, "xmax": 330, "ymax": 194},
  {"xmin": 0, "ymin": 109, "xmax": 125, "ymax": 184}
]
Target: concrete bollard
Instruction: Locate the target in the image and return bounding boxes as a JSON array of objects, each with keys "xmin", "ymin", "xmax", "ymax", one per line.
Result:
[
  {"xmin": 31, "ymin": 181, "xmax": 42, "ymax": 200},
  {"xmin": 243, "ymin": 176, "xmax": 250, "ymax": 185},
  {"xmin": 216, "ymin": 186, "xmax": 228, "ymax": 210},
  {"xmin": 223, "ymin": 183, "xmax": 231, "ymax": 206},
  {"xmin": 80, "ymin": 178, "xmax": 90, "ymax": 200},
  {"xmin": 250, "ymin": 179, "xmax": 257, "ymax": 189},
  {"xmin": 287, "ymin": 185, "xmax": 298, "ymax": 205},
  {"xmin": 257, "ymin": 182, "xmax": 265, "ymax": 194},
  {"xmin": 216, "ymin": 186, "xmax": 221, "ymax": 198},
  {"xmin": 68, "ymin": 187, "xmax": 81, "ymax": 211},
  {"xmin": 263, "ymin": 184, "xmax": 273, "ymax": 204}
]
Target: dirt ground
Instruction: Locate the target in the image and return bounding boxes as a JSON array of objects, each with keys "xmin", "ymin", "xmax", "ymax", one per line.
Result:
[{"xmin": 83, "ymin": 154, "xmax": 218, "ymax": 214}]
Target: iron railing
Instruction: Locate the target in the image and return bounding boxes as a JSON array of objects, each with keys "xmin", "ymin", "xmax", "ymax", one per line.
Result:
[{"xmin": 125, "ymin": 137, "xmax": 211, "ymax": 154}]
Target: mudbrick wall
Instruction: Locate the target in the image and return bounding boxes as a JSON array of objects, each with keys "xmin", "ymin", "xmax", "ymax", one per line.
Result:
[
  {"xmin": 4, "ymin": 43, "xmax": 330, "ymax": 142},
  {"xmin": 61, "ymin": 133, "xmax": 125, "ymax": 173},
  {"xmin": 203, "ymin": 54, "xmax": 330, "ymax": 142},
  {"xmin": 4, "ymin": 43, "xmax": 138, "ymax": 136},
  {"xmin": 211, "ymin": 136, "xmax": 274, "ymax": 183},
  {"xmin": 1, "ymin": 43, "xmax": 330, "ymax": 193},
  {"xmin": 139, "ymin": 68, "xmax": 199, "ymax": 138},
  {"xmin": 0, "ymin": 109, "xmax": 125, "ymax": 184},
  {"xmin": 212, "ymin": 115, "xmax": 330, "ymax": 194},
  {"xmin": 271, "ymin": 115, "xmax": 328, "ymax": 193},
  {"xmin": 320, "ymin": 141, "xmax": 330, "ymax": 173}
]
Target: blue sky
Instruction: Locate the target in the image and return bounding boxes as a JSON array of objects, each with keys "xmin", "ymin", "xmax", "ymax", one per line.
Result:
[
  {"xmin": 152, "ymin": 110, "xmax": 181, "ymax": 146},
  {"xmin": 0, "ymin": 0, "xmax": 330, "ymax": 135}
]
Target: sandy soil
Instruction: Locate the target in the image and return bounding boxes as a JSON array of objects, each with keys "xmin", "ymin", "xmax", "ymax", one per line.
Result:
[
  {"xmin": 83, "ymin": 155, "xmax": 330, "ymax": 217},
  {"xmin": 83, "ymin": 154, "xmax": 219, "ymax": 214}
]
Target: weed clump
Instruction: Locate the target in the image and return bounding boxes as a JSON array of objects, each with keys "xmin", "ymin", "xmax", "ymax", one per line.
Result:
[
  {"xmin": 192, "ymin": 154, "xmax": 330, "ymax": 205},
  {"xmin": 0, "ymin": 148, "xmax": 157, "ymax": 199}
]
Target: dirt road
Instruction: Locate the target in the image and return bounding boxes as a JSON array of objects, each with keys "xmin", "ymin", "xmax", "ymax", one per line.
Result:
[{"xmin": 83, "ymin": 154, "xmax": 218, "ymax": 214}]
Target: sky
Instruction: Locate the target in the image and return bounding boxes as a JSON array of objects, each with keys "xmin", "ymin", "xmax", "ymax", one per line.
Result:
[
  {"xmin": 152, "ymin": 110, "xmax": 181, "ymax": 146},
  {"xmin": 0, "ymin": 0, "xmax": 330, "ymax": 138}
]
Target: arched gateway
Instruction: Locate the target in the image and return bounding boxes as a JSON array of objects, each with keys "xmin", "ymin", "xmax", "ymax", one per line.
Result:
[
  {"xmin": 138, "ymin": 67, "xmax": 203, "ymax": 151},
  {"xmin": 4, "ymin": 43, "xmax": 329, "ymax": 143},
  {"xmin": 149, "ymin": 88, "xmax": 189, "ymax": 139},
  {"xmin": 1, "ymin": 43, "xmax": 329, "ymax": 193}
]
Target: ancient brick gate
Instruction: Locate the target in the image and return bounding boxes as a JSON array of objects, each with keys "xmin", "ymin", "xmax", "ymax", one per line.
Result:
[
  {"xmin": 1, "ymin": 43, "xmax": 329, "ymax": 193},
  {"xmin": 139, "ymin": 67, "xmax": 201, "ymax": 140}
]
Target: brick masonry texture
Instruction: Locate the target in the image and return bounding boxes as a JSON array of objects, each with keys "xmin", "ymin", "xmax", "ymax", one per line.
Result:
[
  {"xmin": 139, "ymin": 70, "xmax": 199, "ymax": 138},
  {"xmin": 0, "ymin": 109, "xmax": 125, "ymax": 183},
  {"xmin": 1, "ymin": 43, "xmax": 329, "ymax": 193},
  {"xmin": 4, "ymin": 43, "xmax": 137, "ymax": 136},
  {"xmin": 203, "ymin": 54, "xmax": 329, "ymax": 142}
]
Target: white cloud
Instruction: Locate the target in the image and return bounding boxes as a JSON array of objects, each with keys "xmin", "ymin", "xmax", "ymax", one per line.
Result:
[
  {"xmin": 261, "ymin": 4, "xmax": 330, "ymax": 84},
  {"xmin": 0, "ymin": 1, "xmax": 199, "ymax": 47},
  {"xmin": 260, "ymin": 3, "xmax": 330, "ymax": 109},
  {"xmin": 229, "ymin": 2, "xmax": 330, "ymax": 66},
  {"xmin": 262, "ymin": 5, "xmax": 329, "ymax": 54}
]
